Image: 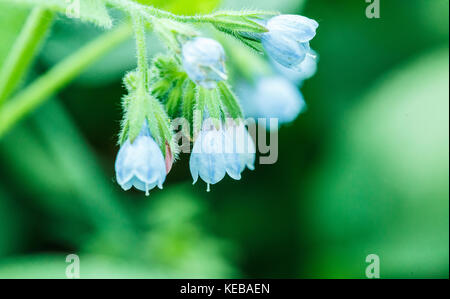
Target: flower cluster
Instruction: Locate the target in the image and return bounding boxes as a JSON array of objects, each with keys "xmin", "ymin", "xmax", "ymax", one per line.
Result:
[
  {"xmin": 114, "ymin": 11, "xmax": 319, "ymax": 195},
  {"xmin": 238, "ymin": 15, "xmax": 319, "ymax": 129}
]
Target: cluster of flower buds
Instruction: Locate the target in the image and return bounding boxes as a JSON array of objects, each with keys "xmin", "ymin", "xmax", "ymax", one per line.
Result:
[
  {"xmin": 115, "ymin": 12, "xmax": 318, "ymax": 195},
  {"xmin": 237, "ymin": 15, "xmax": 319, "ymax": 130}
]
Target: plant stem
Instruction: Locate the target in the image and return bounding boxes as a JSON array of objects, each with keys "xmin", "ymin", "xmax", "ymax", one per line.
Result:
[
  {"xmin": 108, "ymin": 0, "xmax": 207, "ymax": 24},
  {"xmin": 132, "ymin": 12, "xmax": 149, "ymax": 90},
  {"xmin": 0, "ymin": 24, "xmax": 132, "ymax": 138},
  {"xmin": 0, "ymin": 7, "xmax": 54, "ymax": 105}
]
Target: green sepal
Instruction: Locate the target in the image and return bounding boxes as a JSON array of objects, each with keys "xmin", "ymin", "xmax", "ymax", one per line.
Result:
[
  {"xmin": 123, "ymin": 71, "xmax": 138, "ymax": 93},
  {"xmin": 165, "ymin": 77, "xmax": 185, "ymax": 117},
  {"xmin": 207, "ymin": 11, "xmax": 271, "ymax": 33},
  {"xmin": 215, "ymin": 26, "xmax": 265, "ymax": 54},
  {"xmin": 204, "ymin": 87, "xmax": 221, "ymax": 129},
  {"xmin": 152, "ymin": 55, "xmax": 186, "ymax": 80},
  {"xmin": 151, "ymin": 77, "xmax": 173, "ymax": 98},
  {"xmin": 193, "ymin": 85, "xmax": 206, "ymax": 135},
  {"xmin": 149, "ymin": 55, "xmax": 187, "ymax": 100},
  {"xmin": 148, "ymin": 95, "xmax": 179, "ymax": 159},
  {"xmin": 152, "ymin": 18, "xmax": 198, "ymax": 53},
  {"xmin": 182, "ymin": 80, "xmax": 196, "ymax": 126},
  {"xmin": 217, "ymin": 81, "xmax": 243, "ymax": 119},
  {"xmin": 118, "ymin": 93, "xmax": 132, "ymax": 145},
  {"xmin": 124, "ymin": 89, "xmax": 147, "ymax": 143}
]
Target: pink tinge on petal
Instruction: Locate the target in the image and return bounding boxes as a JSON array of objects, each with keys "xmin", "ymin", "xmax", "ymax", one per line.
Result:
[{"xmin": 165, "ymin": 142, "xmax": 173, "ymax": 174}]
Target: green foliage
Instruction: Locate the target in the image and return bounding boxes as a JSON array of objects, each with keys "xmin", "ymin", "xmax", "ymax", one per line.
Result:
[
  {"xmin": 0, "ymin": 3, "xmax": 29, "ymax": 68},
  {"xmin": 1, "ymin": 0, "xmax": 113, "ymax": 28},
  {"xmin": 308, "ymin": 48, "xmax": 449, "ymax": 278},
  {"xmin": 1, "ymin": 0, "xmax": 448, "ymax": 280}
]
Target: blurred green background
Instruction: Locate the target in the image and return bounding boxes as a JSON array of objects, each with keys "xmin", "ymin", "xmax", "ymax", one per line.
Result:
[{"xmin": 0, "ymin": 0, "xmax": 448, "ymax": 278}]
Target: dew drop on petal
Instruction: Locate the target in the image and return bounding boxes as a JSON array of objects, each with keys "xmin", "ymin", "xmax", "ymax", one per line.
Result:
[{"xmin": 145, "ymin": 183, "xmax": 149, "ymax": 197}]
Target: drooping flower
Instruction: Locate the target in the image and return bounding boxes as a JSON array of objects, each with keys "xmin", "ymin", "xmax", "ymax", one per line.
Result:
[
  {"xmin": 273, "ymin": 49, "xmax": 319, "ymax": 85},
  {"xmin": 182, "ymin": 37, "xmax": 227, "ymax": 88},
  {"xmin": 115, "ymin": 121, "xmax": 167, "ymax": 196},
  {"xmin": 190, "ymin": 119, "xmax": 254, "ymax": 191},
  {"xmin": 238, "ymin": 76, "xmax": 306, "ymax": 129},
  {"xmin": 262, "ymin": 15, "xmax": 318, "ymax": 71},
  {"xmin": 225, "ymin": 121, "xmax": 255, "ymax": 172}
]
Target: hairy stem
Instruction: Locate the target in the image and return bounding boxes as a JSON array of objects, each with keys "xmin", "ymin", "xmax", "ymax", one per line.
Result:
[
  {"xmin": 0, "ymin": 24, "xmax": 132, "ymax": 138},
  {"xmin": 108, "ymin": 0, "xmax": 207, "ymax": 24},
  {"xmin": 132, "ymin": 12, "xmax": 149, "ymax": 90},
  {"xmin": 0, "ymin": 7, "xmax": 54, "ymax": 105}
]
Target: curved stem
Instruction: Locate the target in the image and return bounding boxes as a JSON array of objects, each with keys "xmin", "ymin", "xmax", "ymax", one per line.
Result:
[
  {"xmin": 0, "ymin": 7, "xmax": 54, "ymax": 105},
  {"xmin": 0, "ymin": 24, "xmax": 132, "ymax": 138}
]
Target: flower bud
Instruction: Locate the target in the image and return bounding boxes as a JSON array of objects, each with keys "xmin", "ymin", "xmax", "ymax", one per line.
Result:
[
  {"xmin": 182, "ymin": 37, "xmax": 227, "ymax": 88},
  {"xmin": 262, "ymin": 15, "xmax": 318, "ymax": 70}
]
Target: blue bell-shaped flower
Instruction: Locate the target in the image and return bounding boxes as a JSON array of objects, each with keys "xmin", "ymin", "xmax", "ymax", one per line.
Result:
[
  {"xmin": 182, "ymin": 37, "xmax": 228, "ymax": 88},
  {"xmin": 239, "ymin": 76, "xmax": 306, "ymax": 128},
  {"xmin": 189, "ymin": 119, "xmax": 244, "ymax": 191},
  {"xmin": 262, "ymin": 15, "xmax": 318, "ymax": 71},
  {"xmin": 115, "ymin": 121, "xmax": 167, "ymax": 196}
]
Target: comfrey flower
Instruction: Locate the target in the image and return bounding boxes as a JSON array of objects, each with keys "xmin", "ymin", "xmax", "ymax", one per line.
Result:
[
  {"xmin": 238, "ymin": 76, "xmax": 306, "ymax": 128},
  {"xmin": 115, "ymin": 121, "xmax": 167, "ymax": 196},
  {"xmin": 273, "ymin": 50, "xmax": 318, "ymax": 85},
  {"xmin": 182, "ymin": 37, "xmax": 227, "ymax": 88},
  {"xmin": 262, "ymin": 15, "xmax": 318, "ymax": 71},
  {"xmin": 190, "ymin": 119, "xmax": 255, "ymax": 191},
  {"xmin": 225, "ymin": 121, "xmax": 255, "ymax": 172}
]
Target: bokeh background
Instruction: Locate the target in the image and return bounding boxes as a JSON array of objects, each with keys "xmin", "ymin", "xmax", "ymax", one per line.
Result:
[{"xmin": 0, "ymin": 0, "xmax": 448, "ymax": 278}]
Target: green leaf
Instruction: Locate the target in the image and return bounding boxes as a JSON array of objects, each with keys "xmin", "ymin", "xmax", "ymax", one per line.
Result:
[
  {"xmin": 2, "ymin": 0, "xmax": 112, "ymax": 28},
  {"xmin": 0, "ymin": 3, "xmax": 29, "ymax": 68}
]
